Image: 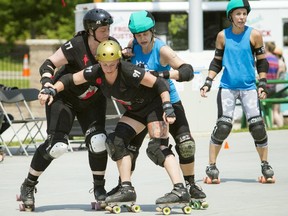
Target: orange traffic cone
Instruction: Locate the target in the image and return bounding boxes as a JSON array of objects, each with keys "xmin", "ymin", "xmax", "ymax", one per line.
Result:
[
  {"xmin": 224, "ymin": 141, "xmax": 229, "ymax": 149},
  {"xmin": 22, "ymin": 54, "xmax": 30, "ymax": 76}
]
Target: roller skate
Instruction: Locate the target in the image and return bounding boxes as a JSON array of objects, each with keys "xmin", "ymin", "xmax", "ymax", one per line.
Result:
[
  {"xmin": 105, "ymin": 182, "xmax": 140, "ymax": 214},
  {"xmin": 204, "ymin": 163, "xmax": 220, "ymax": 184},
  {"xmin": 16, "ymin": 178, "xmax": 38, "ymax": 211},
  {"xmin": 186, "ymin": 181, "xmax": 208, "ymax": 210},
  {"xmin": 155, "ymin": 183, "xmax": 192, "ymax": 215},
  {"xmin": 258, "ymin": 161, "xmax": 275, "ymax": 183},
  {"xmin": 90, "ymin": 179, "xmax": 107, "ymax": 210},
  {"xmin": 106, "ymin": 177, "xmax": 121, "ymax": 196}
]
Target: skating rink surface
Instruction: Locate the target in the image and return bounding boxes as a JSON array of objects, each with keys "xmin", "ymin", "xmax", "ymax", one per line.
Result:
[{"xmin": 1, "ymin": 129, "xmax": 287, "ymax": 216}]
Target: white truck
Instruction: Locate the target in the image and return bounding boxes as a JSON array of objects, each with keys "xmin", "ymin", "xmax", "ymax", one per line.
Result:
[{"xmin": 75, "ymin": 1, "xmax": 288, "ymax": 132}]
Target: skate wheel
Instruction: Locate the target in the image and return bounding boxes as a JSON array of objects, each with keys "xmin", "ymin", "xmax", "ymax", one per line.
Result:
[
  {"xmin": 113, "ymin": 205, "xmax": 121, "ymax": 214},
  {"xmin": 212, "ymin": 178, "xmax": 220, "ymax": 184},
  {"xmin": 19, "ymin": 203, "xmax": 25, "ymax": 211},
  {"xmin": 192, "ymin": 201, "xmax": 201, "ymax": 210},
  {"xmin": 182, "ymin": 205, "xmax": 192, "ymax": 214},
  {"xmin": 258, "ymin": 176, "xmax": 276, "ymax": 184},
  {"xmin": 91, "ymin": 201, "xmax": 102, "ymax": 210},
  {"xmin": 162, "ymin": 206, "xmax": 171, "ymax": 215},
  {"xmin": 156, "ymin": 206, "xmax": 162, "ymax": 212},
  {"xmin": 16, "ymin": 194, "xmax": 21, "ymax": 201},
  {"xmin": 201, "ymin": 201, "xmax": 209, "ymax": 209},
  {"xmin": 105, "ymin": 205, "xmax": 113, "ymax": 212},
  {"xmin": 203, "ymin": 177, "xmax": 212, "ymax": 184},
  {"xmin": 19, "ymin": 203, "xmax": 34, "ymax": 212},
  {"xmin": 131, "ymin": 204, "xmax": 141, "ymax": 213}
]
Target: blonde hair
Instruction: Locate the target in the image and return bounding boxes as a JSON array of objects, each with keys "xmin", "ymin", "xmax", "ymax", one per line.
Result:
[{"xmin": 265, "ymin": 41, "xmax": 276, "ymax": 53}]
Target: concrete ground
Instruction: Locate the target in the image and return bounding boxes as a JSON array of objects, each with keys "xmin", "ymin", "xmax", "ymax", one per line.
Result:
[{"xmin": 0, "ymin": 129, "xmax": 287, "ymax": 216}]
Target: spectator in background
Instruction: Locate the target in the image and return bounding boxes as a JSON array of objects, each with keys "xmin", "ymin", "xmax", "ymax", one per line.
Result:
[
  {"xmin": 273, "ymin": 47, "xmax": 287, "ymax": 79},
  {"xmin": 265, "ymin": 41, "xmax": 284, "ymax": 127}
]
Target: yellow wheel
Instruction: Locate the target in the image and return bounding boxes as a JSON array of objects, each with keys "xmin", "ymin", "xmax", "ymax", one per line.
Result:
[
  {"xmin": 182, "ymin": 205, "xmax": 192, "ymax": 214},
  {"xmin": 113, "ymin": 205, "xmax": 121, "ymax": 214},
  {"xmin": 162, "ymin": 207, "xmax": 171, "ymax": 215},
  {"xmin": 131, "ymin": 204, "xmax": 141, "ymax": 213}
]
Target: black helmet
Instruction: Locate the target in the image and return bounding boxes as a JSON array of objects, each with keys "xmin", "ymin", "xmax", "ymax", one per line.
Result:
[{"xmin": 83, "ymin": 8, "xmax": 113, "ymax": 32}]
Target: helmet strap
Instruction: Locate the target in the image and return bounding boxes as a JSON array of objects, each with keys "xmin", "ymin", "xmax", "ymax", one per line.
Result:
[{"xmin": 92, "ymin": 29, "xmax": 101, "ymax": 43}]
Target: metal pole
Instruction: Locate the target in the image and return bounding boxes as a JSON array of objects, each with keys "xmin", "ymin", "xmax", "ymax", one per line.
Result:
[{"xmin": 189, "ymin": 0, "xmax": 203, "ymax": 52}]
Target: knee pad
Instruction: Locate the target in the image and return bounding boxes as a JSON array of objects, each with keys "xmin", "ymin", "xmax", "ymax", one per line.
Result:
[
  {"xmin": 211, "ymin": 116, "xmax": 233, "ymax": 144},
  {"xmin": 127, "ymin": 144, "xmax": 139, "ymax": 171},
  {"xmin": 175, "ymin": 133, "xmax": 195, "ymax": 164},
  {"xmin": 106, "ymin": 132, "xmax": 131, "ymax": 161},
  {"xmin": 248, "ymin": 116, "xmax": 267, "ymax": 147},
  {"xmin": 85, "ymin": 126, "xmax": 107, "ymax": 156},
  {"xmin": 38, "ymin": 133, "xmax": 68, "ymax": 160},
  {"xmin": 146, "ymin": 138, "xmax": 173, "ymax": 167}
]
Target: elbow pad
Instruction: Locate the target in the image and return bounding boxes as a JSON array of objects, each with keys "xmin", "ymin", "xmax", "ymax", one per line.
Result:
[
  {"xmin": 209, "ymin": 58, "xmax": 222, "ymax": 74},
  {"xmin": 58, "ymin": 73, "xmax": 75, "ymax": 90},
  {"xmin": 153, "ymin": 77, "xmax": 170, "ymax": 95},
  {"xmin": 256, "ymin": 58, "xmax": 269, "ymax": 74},
  {"xmin": 39, "ymin": 59, "xmax": 56, "ymax": 76},
  {"xmin": 178, "ymin": 64, "xmax": 194, "ymax": 82}
]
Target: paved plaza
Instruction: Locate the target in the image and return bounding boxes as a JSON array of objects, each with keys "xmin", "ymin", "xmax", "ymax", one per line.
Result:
[{"xmin": 1, "ymin": 129, "xmax": 287, "ymax": 216}]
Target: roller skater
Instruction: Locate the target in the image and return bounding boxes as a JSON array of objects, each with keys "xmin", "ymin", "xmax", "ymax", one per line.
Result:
[
  {"xmin": 91, "ymin": 179, "xmax": 107, "ymax": 210},
  {"xmin": 200, "ymin": 0, "xmax": 275, "ymax": 184},
  {"xmin": 156, "ymin": 183, "xmax": 192, "ymax": 215},
  {"xmin": 259, "ymin": 161, "xmax": 275, "ymax": 183},
  {"xmin": 186, "ymin": 181, "xmax": 208, "ymax": 209},
  {"xmin": 17, "ymin": 178, "xmax": 38, "ymax": 211},
  {"xmin": 105, "ymin": 182, "xmax": 140, "ymax": 214},
  {"xmin": 204, "ymin": 164, "xmax": 220, "ymax": 184}
]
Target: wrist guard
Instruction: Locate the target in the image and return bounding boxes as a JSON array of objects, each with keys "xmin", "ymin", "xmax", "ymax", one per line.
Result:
[
  {"xmin": 40, "ymin": 76, "xmax": 53, "ymax": 88},
  {"xmin": 258, "ymin": 78, "xmax": 268, "ymax": 94},
  {"xmin": 162, "ymin": 101, "xmax": 176, "ymax": 118},
  {"xmin": 200, "ymin": 77, "xmax": 213, "ymax": 92},
  {"xmin": 150, "ymin": 70, "xmax": 170, "ymax": 79},
  {"xmin": 40, "ymin": 87, "xmax": 57, "ymax": 97}
]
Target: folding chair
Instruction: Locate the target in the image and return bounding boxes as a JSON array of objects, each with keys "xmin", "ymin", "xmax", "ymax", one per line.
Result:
[
  {"xmin": 0, "ymin": 89, "xmax": 46, "ymax": 156},
  {"xmin": 0, "ymin": 111, "xmax": 13, "ymax": 157}
]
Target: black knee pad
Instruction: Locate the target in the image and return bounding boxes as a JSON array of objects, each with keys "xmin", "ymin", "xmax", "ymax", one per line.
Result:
[
  {"xmin": 248, "ymin": 116, "xmax": 267, "ymax": 147},
  {"xmin": 175, "ymin": 133, "xmax": 195, "ymax": 164},
  {"xmin": 211, "ymin": 116, "xmax": 233, "ymax": 144},
  {"xmin": 146, "ymin": 138, "xmax": 173, "ymax": 167},
  {"xmin": 106, "ymin": 123, "xmax": 136, "ymax": 161}
]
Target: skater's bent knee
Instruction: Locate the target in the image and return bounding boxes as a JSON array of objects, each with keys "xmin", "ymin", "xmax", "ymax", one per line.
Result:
[
  {"xmin": 106, "ymin": 132, "xmax": 130, "ymax": 161},
  {"xmin": 175, "ymin": 133, "xmax": 195, "ymax": 164},
  {"xmin": 85, "ymin": 127, "xmax": 107, "ymax": 156},
  {"xmin": 146, "ymin": 138, "xmax": 173, "ymax": 167},
  {"xmin": 38, "ymin": 133, "xmax": 68, "ymax": 159}
]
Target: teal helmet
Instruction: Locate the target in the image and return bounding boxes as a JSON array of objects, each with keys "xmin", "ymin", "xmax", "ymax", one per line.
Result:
[
  {"xmin": 128, "ymin": 10, "xmax": 155, "ymax": 34},
  {"xmin": 226, "ymin": 0, "xmax": 251, "ymax": 19}
]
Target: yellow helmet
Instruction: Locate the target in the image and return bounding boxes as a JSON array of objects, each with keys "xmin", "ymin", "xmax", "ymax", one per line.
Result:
[{"xmin": 96, "ymin": 40, "xmax": 122, "ymax": 62}]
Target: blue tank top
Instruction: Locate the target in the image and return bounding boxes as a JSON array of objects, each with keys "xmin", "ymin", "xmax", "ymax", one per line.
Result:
[
  {"xmin": 221, "ymin": 26, "xmax": 256, "ymax": 90},
  {"xmin": 131, "ymin": 38, "xmax": 180, "ymax": 103}
]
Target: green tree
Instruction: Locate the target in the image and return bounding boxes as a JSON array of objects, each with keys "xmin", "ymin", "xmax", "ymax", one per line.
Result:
[{"xmin": 0, "ymin": 0, "xmax": 88, "ymax": 44}]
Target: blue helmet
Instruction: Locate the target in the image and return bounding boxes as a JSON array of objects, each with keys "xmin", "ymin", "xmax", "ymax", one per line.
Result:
[
  {"xmin": 128, "ymin": 10, "xmax": 155, "ymax": 34},
  {"xmin": 226, "ymin": 0, "xmax": 251, "ymax": 19}
]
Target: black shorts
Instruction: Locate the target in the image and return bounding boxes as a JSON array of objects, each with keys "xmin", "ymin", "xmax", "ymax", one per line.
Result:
[{"xmin": 123, "ymin": 97, "xmax": 163, "ymax": 125}]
